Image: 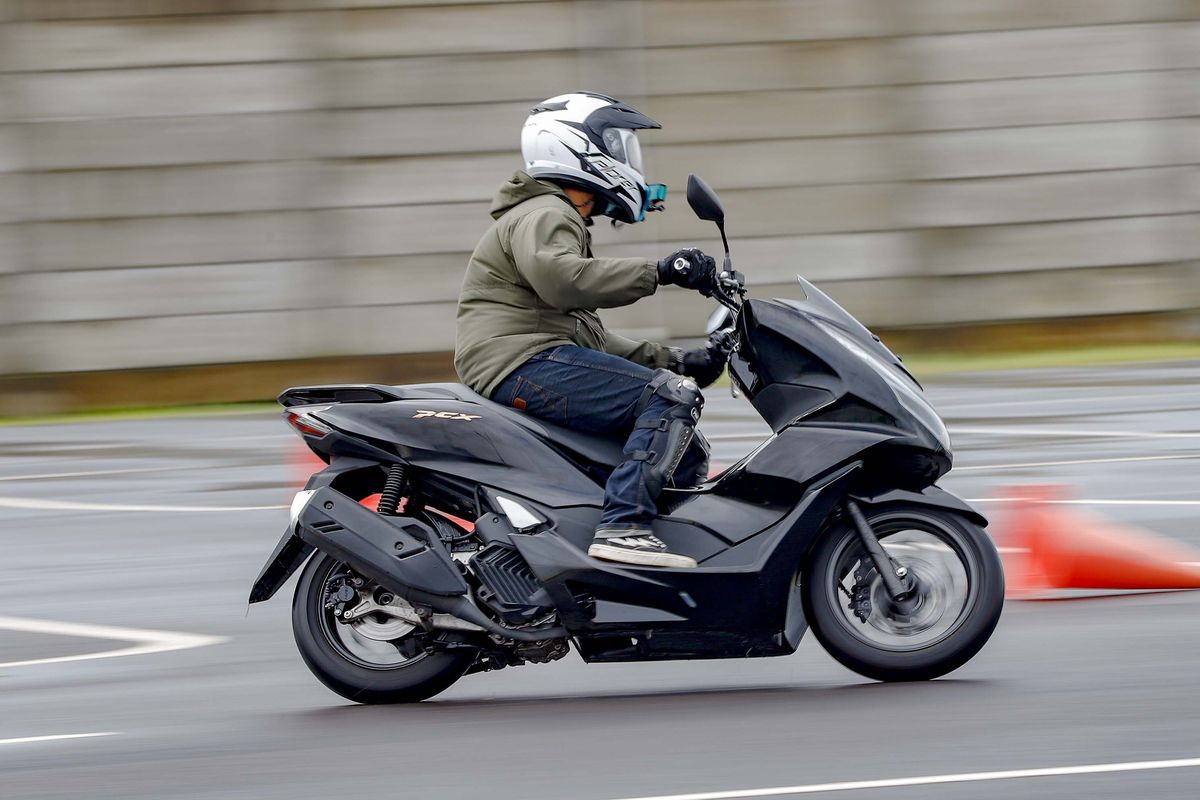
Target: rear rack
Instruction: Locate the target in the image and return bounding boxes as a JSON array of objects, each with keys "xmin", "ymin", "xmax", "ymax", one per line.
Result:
[{"xmin": 277, "ymin": 384, "xmax": 406, "ymax": 408}]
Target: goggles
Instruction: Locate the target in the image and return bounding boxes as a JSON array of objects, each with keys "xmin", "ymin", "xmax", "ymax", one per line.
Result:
[
  {"xmin": 641, "ymin": 183, "xmax": 667, "ymax": 220},
  {"xmin": 605, "ymin": 183, "xmax": 666, "ymax": 224}
]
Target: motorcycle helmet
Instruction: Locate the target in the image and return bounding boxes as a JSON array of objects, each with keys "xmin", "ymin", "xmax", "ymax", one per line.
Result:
[{"xmin": 521, "ymin": 91, "xmax": 667, "ymax": 224}]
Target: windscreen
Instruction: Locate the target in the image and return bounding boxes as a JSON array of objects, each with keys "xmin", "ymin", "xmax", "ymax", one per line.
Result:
[
  {"xmin": 787, "ymin": 276, "xmax": 877, "ymax": 344},
  {"xmin": 777, "ymin": 276, "xmax": 922, "ymax": 388}
]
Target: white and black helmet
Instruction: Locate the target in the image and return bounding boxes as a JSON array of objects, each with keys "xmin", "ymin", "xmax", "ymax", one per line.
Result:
[{"xmin": 521, "ymin": 91, "xmax": 667, "ymax": 224}]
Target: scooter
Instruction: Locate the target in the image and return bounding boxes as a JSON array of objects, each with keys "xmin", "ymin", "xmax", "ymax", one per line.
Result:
[{"xmin": 249, "ymin": 174, "xmax": 1004, "ymax": 703}]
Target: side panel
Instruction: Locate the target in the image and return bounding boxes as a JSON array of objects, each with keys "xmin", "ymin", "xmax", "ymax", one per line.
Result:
[
  {"xmin": 710, "ymin": 425, "xmax": 892, "ymax": 504},
  {"xmin": 664, "ymin": 492, "xmax": 789, "ymax": 546},
  {"xmin": 514, "ymin": 464, "xmax": 860, "ymax": 660},
  {"xmin": 319, "ymin": 399, "xmax": 605, "ymax": 506}
]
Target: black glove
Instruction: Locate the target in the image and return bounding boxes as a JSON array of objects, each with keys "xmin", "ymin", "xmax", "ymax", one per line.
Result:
[
  {"xmin": 658, "ymin": 248, "xmax": 718, "ymax": 296},
  {"xmin": 670, "ymin": 344, "xmax": 728, "ymax": 389}
]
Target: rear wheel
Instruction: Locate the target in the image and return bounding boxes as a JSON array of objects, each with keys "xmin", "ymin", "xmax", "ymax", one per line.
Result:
[
  {"xmin": 803, "ymin": 506, "xmax": 1003, "ymax": 682},
  {"xmin": 292, "ymin": 553, "xmax": 472, "ymax": 703}
]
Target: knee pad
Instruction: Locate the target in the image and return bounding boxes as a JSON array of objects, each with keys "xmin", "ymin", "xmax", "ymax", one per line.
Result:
[
  {"xmin": 673, "ymin": 435, "xmax": 711, "ymax": 489},
  {"xmin": 634, "ymin": 369, "xmax": 705, "ymax": 420},
  {"xmin": 629, "ymin": 370, "xmax": 704, "ymax": 494}
]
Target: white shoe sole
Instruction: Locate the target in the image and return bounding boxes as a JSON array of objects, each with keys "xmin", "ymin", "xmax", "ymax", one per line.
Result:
[{"xmin": 587, "ymin": 543, "xmax": 698, "ymax": 569}]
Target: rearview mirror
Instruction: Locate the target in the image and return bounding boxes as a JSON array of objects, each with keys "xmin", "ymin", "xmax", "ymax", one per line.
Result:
[{"xmin": 687, "ymin": 174, "xmax": 725, "ymax": 224}]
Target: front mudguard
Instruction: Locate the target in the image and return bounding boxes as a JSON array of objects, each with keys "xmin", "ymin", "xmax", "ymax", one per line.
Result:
[{"xmin": 848, "ymin": 484, "xmax": 987, "ymax": 527}]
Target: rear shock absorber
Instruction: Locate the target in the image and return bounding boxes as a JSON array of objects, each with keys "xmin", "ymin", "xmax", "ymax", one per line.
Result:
[{"xmin": 377, "ymin": 464, "xmax": 407, "ymax": 516}]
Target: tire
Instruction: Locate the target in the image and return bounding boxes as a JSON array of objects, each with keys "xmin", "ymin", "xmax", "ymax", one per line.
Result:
[
  {"xmin": 802, "ymin": 506, "xmax": 1004, "ymax": 682},
  {"xmin": 291, "ymin": 553, "xmax": 473, "ymax": 704}
]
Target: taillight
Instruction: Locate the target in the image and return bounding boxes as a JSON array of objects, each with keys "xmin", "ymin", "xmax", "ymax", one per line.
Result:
[{"xmin": 285, "ymin": 407, "xmax": 333, "ymax": 438}]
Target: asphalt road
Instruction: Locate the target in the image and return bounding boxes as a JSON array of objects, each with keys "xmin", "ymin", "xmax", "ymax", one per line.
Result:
[{"xmin": 1, "ymin": 361, "xmax": 1198, "ymax": 799}]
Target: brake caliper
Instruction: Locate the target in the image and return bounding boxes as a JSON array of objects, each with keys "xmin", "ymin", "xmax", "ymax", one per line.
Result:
[
  {"xmin": 849, "ymin": 563, "xmax": 875, "ymax": 623},
  {"xmin": 322, "ymin": 571, "xmax": 359, "ymax": 614}
]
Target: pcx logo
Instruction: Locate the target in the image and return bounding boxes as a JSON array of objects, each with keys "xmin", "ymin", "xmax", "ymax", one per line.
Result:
[{"xmin": 412, "ymin": 410, "xmax": 481, "ymax": 421}]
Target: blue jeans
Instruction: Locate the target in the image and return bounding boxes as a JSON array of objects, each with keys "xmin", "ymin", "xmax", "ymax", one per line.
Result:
[{"xmin": 492, "ymin": 346, "xmax": 707, "ymax": 530}]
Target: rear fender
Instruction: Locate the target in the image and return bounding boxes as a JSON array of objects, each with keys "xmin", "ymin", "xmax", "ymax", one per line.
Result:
[
  {"xmin": 248, "ymin": 525, "xmax": 315, "ymax": 604},
  {"xmin": 248, "ymin": 459, "xmax": 386, "ymax": 604}
]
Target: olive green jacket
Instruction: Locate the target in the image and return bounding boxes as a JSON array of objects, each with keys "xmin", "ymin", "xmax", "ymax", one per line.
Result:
[{"xmin": 454, "ymin": 171, "xmax": 672, "ymax": 397}]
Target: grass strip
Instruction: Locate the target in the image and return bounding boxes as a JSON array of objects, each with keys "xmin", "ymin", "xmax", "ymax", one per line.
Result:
[
  {"xmin": 0, "ymin": 402, "xmax": 278, "ymax": 427},
  {"xmin": 1, "ymin": 342, "xmax": 1197, "ymax": 425}
]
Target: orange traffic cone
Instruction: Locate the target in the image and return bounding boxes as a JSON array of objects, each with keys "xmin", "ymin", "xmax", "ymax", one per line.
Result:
[
  {"xmin": 291, "ymin": 442, "xmax": 474, "ymax": 523},
  {"xmin": 293, "ymin": 442, "xmax": 383, "ymax": 510},
  {"xmin": 993, "ymin": 484, "xmax": 1200, "ymax": 598},
  {"xmin": 292, "ymin": 441, "xmax": 326, "ymax": 488},
  {"xmin": 992, "ymin": 486, "xmax": 1054, "ymax": 598}
]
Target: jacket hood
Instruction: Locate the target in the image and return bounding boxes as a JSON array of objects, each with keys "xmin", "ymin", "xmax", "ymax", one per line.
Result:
[{"xmin": 490, "ymin": 171, "xmax": 570, "ymax": 219}]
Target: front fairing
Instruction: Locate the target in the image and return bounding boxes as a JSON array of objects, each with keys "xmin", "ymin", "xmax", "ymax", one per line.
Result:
[{"xmin": 732, "ymin": 278, "xmax": 951, "ymax": 458}]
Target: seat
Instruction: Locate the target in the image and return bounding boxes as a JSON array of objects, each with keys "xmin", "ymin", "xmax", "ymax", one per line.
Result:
[{"xmin": 391, "ymin": 383, "xmax": 628, "ymax": 469}]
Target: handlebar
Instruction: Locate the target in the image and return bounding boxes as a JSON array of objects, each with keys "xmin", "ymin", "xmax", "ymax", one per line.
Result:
[
  {"xmin": 704, "ymin": 269, "xmax": 746, "ymax": 359},
  {"xmin": 710, "ymin": 269, "xmax": 746, "ymax": 312}
]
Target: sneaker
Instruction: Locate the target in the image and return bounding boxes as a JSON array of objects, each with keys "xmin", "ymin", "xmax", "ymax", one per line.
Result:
[{"xmin": 588, "ymin": 528, "xmax": 698, "ymax": 568}]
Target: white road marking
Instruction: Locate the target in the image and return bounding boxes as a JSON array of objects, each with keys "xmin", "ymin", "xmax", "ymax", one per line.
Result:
[
  {"xmin": 0, "ymin": 616, "xmax": 226, "ymax": 669},
  {"xmin": 0, "ymin": 732, "xmax": 118, "ymax": 747},
  {"xmin": 4, "ymin": 491, "xmax": 1194, "ymax": 514},
  {"xmin": 967, "ymin": 497, "xmax": 1200, "ymax": 507},
  {"xmin": 610, "ymin": 756, "xmax": 1200, "ymax": 800},
  {"xmin": 210, "ymin": 433, "xmax": 290, "ymax": 442},
  {"xmin": 0, "ymin": 496, "xmax": 286, "ymax": 513},
  {"xmin": 706, "ymin": 426, "xmax": 1200, "ymax": 443},
  {"xmin": 0, "ymin": 465, "xmax": 194, "ymax": 482},
  {"xmin": 1048, "ymin": 499, "xmax": 1200, "ymax": 507},
  {"xmin": 705, "ymin": 431, "xmax": 772, "ymax": 442},
  {"xmin": 955, "ymin": 454, "xmax": 1200, "ymax": 471},
  {"xmin": 952, "ymin": 426, "xmax": 1200, "ymax": 440},
  {"xmin": 0, "ymin": 433, "xmax": 285, "ymax": 456},
  {"xmin": 710, "ymin": 432, "xmax": 1200, "ymax": 476},
  {"xmin": 937, "ymin": 391, "xmax": 1180, "ymax": 412}
]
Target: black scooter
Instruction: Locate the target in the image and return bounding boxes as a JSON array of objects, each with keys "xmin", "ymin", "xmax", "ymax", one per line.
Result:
[{"xmin": 249, "ymin": 175, "xmax": 1004, "ymax": 703}]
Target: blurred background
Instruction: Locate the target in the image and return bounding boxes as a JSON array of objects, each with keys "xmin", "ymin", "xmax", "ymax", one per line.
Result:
[
  {"xmin": 2, "ymin": 5, "xmax": 1200, "ymax": 798},
  {"xmin": 0, "ymin": 0, "xmax": 1197, "ymax": 415}
]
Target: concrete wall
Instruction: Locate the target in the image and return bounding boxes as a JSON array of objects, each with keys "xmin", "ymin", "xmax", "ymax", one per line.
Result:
[{"xmin": 1, "ymin": 1, "xmax": 1198, "ymax": 389}]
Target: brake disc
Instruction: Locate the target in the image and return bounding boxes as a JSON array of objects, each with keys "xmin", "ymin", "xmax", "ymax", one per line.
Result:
[
  {"xmin": 868, "ymin": 561, "xmax": 948, "ymax": 636},
  {"xmin": 330, "ymin": 578, "xmax": 420, "ymax": 643},
  {"xmin": 351, "ymin": 613, "xmax": 416, "ymax": 642}
]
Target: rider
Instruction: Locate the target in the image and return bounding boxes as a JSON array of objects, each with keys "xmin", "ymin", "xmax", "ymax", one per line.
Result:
[{"xmin": 455, "ymin": 91, "xmax": 726, "ymax": 568}]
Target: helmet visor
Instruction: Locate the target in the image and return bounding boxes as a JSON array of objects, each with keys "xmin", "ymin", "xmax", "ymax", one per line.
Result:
[
  {"xmin": 601, "ymin": 128, "xmax": 644, "ymax": 174},
  {"xmin": 622, "ymin": 130, "xmax": 643, "ymax": 173}
]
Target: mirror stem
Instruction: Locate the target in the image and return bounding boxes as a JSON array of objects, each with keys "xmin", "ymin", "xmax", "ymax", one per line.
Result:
[{"xmin": 717, "ymin": 222, "xmax": 732, "ymax": 270}]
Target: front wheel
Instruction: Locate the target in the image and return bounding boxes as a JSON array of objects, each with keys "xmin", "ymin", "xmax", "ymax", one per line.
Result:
[
  {"xmin": 292, "ymin": 553, "xmax": 473, "ymax": 703},
  {"xmin": 802, "ymin": 506, "xmax": 1004, "ymax": 682}
]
